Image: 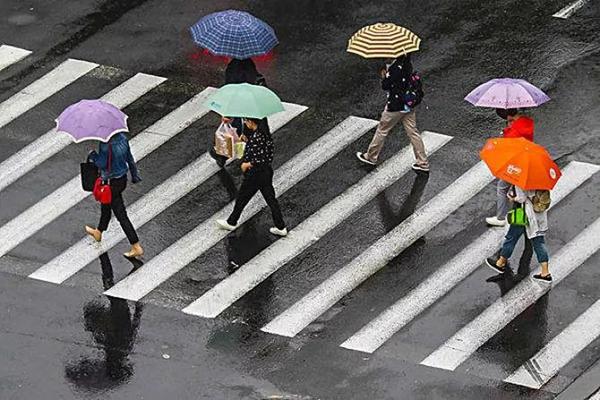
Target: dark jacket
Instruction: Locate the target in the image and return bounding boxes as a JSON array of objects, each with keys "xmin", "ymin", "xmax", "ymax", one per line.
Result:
[
  {"xmin": 242, "ymin": 119, "xmax": 273, "ymax": 167},
  {"xmin": 88, "ymin": 132, "xmax": 141, "ymax": 182},
  {"xmin": 381, "ymin": 56, "xmax": 413, "ymax": 112}
]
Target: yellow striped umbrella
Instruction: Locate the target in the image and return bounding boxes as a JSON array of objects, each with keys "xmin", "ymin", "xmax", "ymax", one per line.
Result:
[{"xmin": 347, "ymin": 23, "xmax": 421, "ymax": 58}]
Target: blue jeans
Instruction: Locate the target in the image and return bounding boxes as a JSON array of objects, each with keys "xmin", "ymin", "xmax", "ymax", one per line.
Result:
[{"xmin": 500, "ymin": 225, "xmax": 549, "ymax": 263}]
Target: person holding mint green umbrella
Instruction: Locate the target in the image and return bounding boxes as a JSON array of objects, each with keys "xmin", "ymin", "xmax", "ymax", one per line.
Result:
[
  {"xmin": 216, "ymin": 117, "xmax": 287, "ymax": 237},
  {"xmin": 207, "ymin": 84, "xmax": 287, "ymax": 236}
]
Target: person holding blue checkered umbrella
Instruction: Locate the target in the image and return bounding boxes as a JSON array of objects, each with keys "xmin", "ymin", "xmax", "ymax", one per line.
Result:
[{"xmin": 191, "ymin": 10, "xmax": 276, "ymax": 166}]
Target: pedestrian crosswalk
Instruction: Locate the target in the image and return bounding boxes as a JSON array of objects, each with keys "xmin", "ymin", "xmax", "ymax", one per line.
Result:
[
  {"xmin": 182, "ymin": 131, "xmax": 452, "ymax": 318},
  {"xmin": 2, "ymin": 44, "xmax": 600, "ymax": 393},
  {"xmin": 0, "ymin": 73, "xmax": 167, "ymax": 193},
  {"xmin": 29, "ymin": 102, "xmax": 307, "ymax": 284},
  {"xmin": 0, "ymin": 58, "xmax": 98, "ymax": 130},
  {"xmin": 505, "ymin": 296, "xmax": 600, "ymax": 389},
  {"xmin": 261, "ymin": 161, "xmax": 495, "ymax": 337},
  {"xmin": 421, "ymin": 216, "xmax": 600, "ymax": 372},
  {"xmin": 340, "ymin": 161, "xmax": 600, "ymax": 354},
  {"xmin": 103, "ymin": 116, "xmax": 376, "ymax": 301},
  {"xmin": 0, "ymin": 87, "xmax": 216, "ymax": 260}
]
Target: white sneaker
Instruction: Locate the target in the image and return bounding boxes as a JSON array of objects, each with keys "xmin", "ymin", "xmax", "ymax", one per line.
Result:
[
  {"xmin": 356, "ymin": 152, "xmax": 376, "ymax": 166},
  {"xmin": 269, "ymin": 227, "xmax": 288, "ymax": 237},
  {"xmin": 411, "ymin": 163, "xmax": 430, "ymax": 173},
  {"xmin": 485, "ymin": 216, "xmax": 506, "ymax": 227},
  {"xmin": 216, "ymin": 219, "xmax": 237, "ymax": 231}
]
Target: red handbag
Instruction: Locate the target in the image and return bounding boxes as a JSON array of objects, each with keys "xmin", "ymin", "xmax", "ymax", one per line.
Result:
[{"xmin": 93, "ymin": 144, "xmax": 112, "ymax": 204}]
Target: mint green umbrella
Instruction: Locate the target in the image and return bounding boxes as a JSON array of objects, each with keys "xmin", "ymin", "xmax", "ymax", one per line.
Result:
[{"xmin": 204, "ymin": 83, "xmax": 285, "ymax": 118}]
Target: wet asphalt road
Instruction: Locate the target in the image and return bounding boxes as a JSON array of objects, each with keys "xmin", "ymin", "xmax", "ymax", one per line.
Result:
[{"xmin": 1, "ymin": 0, "xmax": 600, "ymax": 399}]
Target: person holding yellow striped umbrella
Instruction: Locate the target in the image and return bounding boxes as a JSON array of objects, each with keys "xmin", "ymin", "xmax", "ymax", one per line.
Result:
[{"xmin": 351, "ymin": 23, "xmax": 429, "ymax": 172}]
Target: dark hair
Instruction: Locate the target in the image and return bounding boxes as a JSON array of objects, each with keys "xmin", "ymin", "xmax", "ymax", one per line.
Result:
[
  {"xmin": 225, "ymin": 58, "xmax": 259, "ymax": 84},
  {"xmin": 495, "ymin": 108, "xmax": 519, "ymax": 120},
  {"xmin": 245, "ymin": 117, "xmax": 270, "ymax": 134}
]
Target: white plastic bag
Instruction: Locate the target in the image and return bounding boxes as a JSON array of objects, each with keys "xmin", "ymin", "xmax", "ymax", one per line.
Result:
[{"xmin": 214, "ymin": 122, "xmax": 239, "ymax": 158}]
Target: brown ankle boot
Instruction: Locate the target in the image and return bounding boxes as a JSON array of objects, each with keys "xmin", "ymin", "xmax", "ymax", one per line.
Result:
[
  {"xmin": 85, "ymin": 226, "xmax": 102, "ymax": 242},
  {"xmin": 124, "ymin": 242, "xmax": 144, "ymax": 259}
]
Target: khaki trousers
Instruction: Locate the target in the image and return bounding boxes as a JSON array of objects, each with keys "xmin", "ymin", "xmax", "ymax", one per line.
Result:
[{"xmin": 365, "ymin": 110, "xmax": 428, "ymax": 167}]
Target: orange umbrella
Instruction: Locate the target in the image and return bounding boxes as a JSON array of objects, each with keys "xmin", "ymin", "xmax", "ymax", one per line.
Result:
[{"xmin": 480, "ymin": 137, "xmax": 561, "ymax": 190}]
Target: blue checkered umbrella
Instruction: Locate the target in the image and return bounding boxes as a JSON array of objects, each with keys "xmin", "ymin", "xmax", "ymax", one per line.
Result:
[{"xmin": 190, "ymin": 10, "xmax": 278, "ymax": 59}]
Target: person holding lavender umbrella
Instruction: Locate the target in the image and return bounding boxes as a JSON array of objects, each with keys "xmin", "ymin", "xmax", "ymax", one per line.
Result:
[
  {"xmin": 55, "ymin": 99, "xmax": 144, "ymax": 259},
  {"xmin": 464, "ymin": 78, "xmax": 550, "ymax": 227},
  {"xmin": 85, "ymin": 132, "xmax": 144, "ymax": 259}
]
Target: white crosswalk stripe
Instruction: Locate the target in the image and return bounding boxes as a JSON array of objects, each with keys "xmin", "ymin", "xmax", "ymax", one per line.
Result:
[
  {"xmin": 0, "ymin": 58, "xmax": 98, "ymax": 130},
  {"xmin": 261, "ymin": 161, "xmax": 495, "ymax": 338},
  {"xmin": 340, "ymin": 161, "xmax": 600, "ymax": 353},
  {"xmin": 421, "ymin": 217, "xmax": 600, "ymax": 371},
  {"xmin": 103, "ymin": 116, "xmax": 379, "ymax": 301},
  {"xmin": 1, "ymin": 87, "xmax": 216, "ymax": 261},
  {"xmin": 553, "ymin": 0, "xmax": 589, "ymax": 18},
  {"xmin": 591, "ymin": 389, "xmax": 600, "ymax": 400},
  {"xmin": 0, "ymin": 73, "xmax": 166, "ymax": 193},
  {"xmin": 29, "ymin": 103, "xmax": 307, "ymax": 284},
  {"xmin": 0, "ymin": 44, "xmax": 31, "ymax": 72},
  {"xmin": 505, "ymin": 298, "xmax": 600, "ymax": 389},
  {"xmin": 182, "ymin": 131, "xmax": 452, "ymax": 318}
]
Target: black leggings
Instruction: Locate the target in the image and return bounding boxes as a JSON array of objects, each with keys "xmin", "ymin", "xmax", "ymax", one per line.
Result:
[
  {"xmin": 227, "ymin": 166, "xmax": 285, "ymax": 230},
  {"xmin": 97, "ymin": 175, "xmax": 139, "ymax": 244}
]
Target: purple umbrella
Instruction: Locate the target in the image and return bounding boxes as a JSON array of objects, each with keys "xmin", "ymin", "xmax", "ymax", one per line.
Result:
[
  {"xmin": 465, "ymin": 78, "xmax": 550, "ymax": 109},
  {"xmin": 56, "ymin": 100, "xmax": 128, "ymax": 143}
]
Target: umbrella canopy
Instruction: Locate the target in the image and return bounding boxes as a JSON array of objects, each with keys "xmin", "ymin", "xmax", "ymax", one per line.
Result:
[
  {"xmin": 205, "ymin": 83, "xmax": 284, "ymax": 119},
  {"xmin": 480, "ymin": 137, "xmax": 561, "ymax": 190},
  {"xmin": 56, "ymin": 100, "xmax": 128, "ymax": 143},
  {"xmin": 465, "ymin": 78, "xmax": 550, "ymax": 109},
  {"xmin": 190, "ymin": 10, "xmax": 278, "ymax": 59},
  {"xmin": 347, "ymin": 23, "xmax": 421, "ymax": 59}
]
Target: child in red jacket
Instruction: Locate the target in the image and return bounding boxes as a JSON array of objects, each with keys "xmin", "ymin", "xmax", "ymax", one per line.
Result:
[{"xmin": 486, "ymin": 109, "xmax": 535, "ymax": 227}]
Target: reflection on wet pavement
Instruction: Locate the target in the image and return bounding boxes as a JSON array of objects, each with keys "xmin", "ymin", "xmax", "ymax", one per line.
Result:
[{"xmin": 64, "ymin": 253, "xmax": 143, "ymax": 394}]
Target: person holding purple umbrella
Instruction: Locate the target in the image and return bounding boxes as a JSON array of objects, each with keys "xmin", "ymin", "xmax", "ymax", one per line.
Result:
[
  {"xmin": 464, "ymin": 78, "xmax": 550, "ymax": 227},
  {"xmin": 85, "ymin": 133, "xmax": 143, "ymax": 259},
  {"xmin": 56, "ymin": 99, "xmax": 144, "ymax": 259}
]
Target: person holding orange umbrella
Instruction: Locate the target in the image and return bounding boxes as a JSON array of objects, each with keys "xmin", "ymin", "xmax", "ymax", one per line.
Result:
[{"xmin": 480, "ymin": 137, "xmax": 561, "ymax": 283}]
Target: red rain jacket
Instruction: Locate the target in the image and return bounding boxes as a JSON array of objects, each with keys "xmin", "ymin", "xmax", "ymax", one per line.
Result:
[{"xmin": 503, "ymin": 116, "xmax": 534, "ymax": 142}]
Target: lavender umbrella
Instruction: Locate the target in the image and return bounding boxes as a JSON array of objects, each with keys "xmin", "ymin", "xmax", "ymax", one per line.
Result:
[
  {"xmin": 56, "ymin": 100, "xmax": 128, "ymax": 143},
  {"xmin": 465, "ymin": 78, "xmax": 550, "ymax": 109}
]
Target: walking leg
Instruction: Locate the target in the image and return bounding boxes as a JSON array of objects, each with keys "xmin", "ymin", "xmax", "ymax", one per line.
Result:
[
  {"xmin": 227, "ymin": 173, "xmax": 259, "ymax": 226},
  {"xmin": 111, "ymin": 190, "xmax": 139, "ymax": 245},
  {"xmin": 110, "ymin": 177, "xmax": 142, "ymax": 258},
  {"xmin": 498, "ymin": 225, "xmax": 525, "ymax": 265},
  {"xmin": 86, "ymin": 202, "xmax": 111, "ymax": 242},
  {"xmin": 531, "ymin": 236, "xmax": 551, "ymax": 279},
  {"xmin": 518, "ymin": 236, "xmax": 534, "ymax": 275},
  {"xmin": 257, "ymin": 167, "xmax": 286, "ymax": 230},
  {"xmin": 364, "ymin": 110, "xmax": 402, "ymax": 163},
  {"xmin": 496, "ymin": 179, "xmax": 512, "ymax": 220},
  {"xmin": 98, "ymin": 203, "xmax": 112, "ymax": 232},
  {"xmin": 401, "ymin": 111, "xmax": 429, "ymax": 169}
]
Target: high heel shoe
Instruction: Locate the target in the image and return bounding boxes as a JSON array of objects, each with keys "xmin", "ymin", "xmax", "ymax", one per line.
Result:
[
  {"xmin": 124, "ymin": 242, "xmax": 144, "ymax": 259},
  {"xmin": 85, "ymin": 226, "xmax": 102, "ymax": 242}
]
